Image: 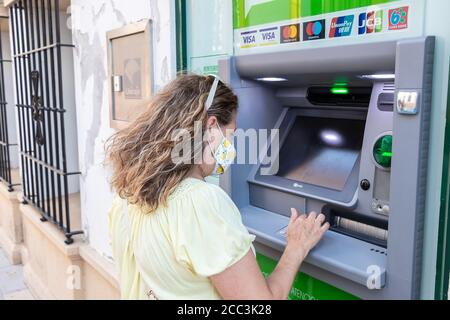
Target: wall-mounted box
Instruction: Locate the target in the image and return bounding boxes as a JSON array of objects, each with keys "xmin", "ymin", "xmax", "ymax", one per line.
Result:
[{"xmin": 107, "ymin": 20, "xmax": 153, "ymax": 130}]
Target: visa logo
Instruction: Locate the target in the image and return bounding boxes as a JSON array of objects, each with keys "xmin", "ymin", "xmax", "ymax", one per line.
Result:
[
  {"xmin": 261, "ymin": 31, "xmax": 276, "ymax": 41},
  {"xmin": 358, "ymin": 11, "xmax": 383, "ymax": 34},
  {"xmin": 242, "ymin": 34, "xmax": 256, "ymax": 44}
]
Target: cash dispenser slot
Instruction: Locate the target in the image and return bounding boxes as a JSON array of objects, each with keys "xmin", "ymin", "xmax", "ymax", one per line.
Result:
[{"xmin": 323, "ymin": 207, "xmax": 388, "ymax": 248}]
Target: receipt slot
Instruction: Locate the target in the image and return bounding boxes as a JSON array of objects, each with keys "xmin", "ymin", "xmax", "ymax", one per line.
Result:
[{"xmin": 219, "ymin": 36, "xmax": 435, "ymax": 299}]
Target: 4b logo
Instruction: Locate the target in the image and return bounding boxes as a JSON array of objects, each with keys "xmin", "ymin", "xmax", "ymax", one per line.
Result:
[
  {"xmin": 389, "ymin": 6, "xmax": 409, "ymax": 30},
  {"xmin": 358, "ymin": 11, "xmax": 383, "ymax": 35}
]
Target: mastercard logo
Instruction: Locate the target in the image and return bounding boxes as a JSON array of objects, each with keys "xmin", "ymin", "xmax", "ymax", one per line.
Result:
[
  {"xmin": 280, "ymin": 24, "xmax": 300, "ymax": 43},
  {"xmin": 282, "ymin": 25, "xmax": 298, "ymax": 39}
]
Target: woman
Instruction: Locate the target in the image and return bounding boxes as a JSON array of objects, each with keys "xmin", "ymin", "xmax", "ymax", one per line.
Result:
[{"xmin": 106, "ymin": 74, "xmax": 329, "ymax": 300}]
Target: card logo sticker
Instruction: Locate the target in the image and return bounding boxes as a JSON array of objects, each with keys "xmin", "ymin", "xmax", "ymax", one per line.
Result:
[
  {"xmin": 280, "ymin": 23, "xmax": 300, "ymax": 44},
  {"xmin": 329, "ymin": 15, "xmax": 354, "ymax": 38},
  {"xmin": 240, "ymin": 30, "xmax": 258, "ymax": 48},
  {"xmin": 260, "ymin": 26, "xmax": 279, "ymax": 46},
  {"xmin": 358, "ymin": 11, "xmax": 383, "ymax": 35},
  {"xmin": 303, "ymin": 19, "xmax": 325, "ymax": 41},
  {"xmin": 389, "ymin": 6, "xmax": 409, "ymax": 30}
]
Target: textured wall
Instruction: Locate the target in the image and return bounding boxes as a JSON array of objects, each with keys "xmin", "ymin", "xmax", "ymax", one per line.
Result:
[
  {"xmin": 70, "ymin": 0, "xmax": 176, "ymax": 258},
  {"xmin": 1, "ymin": 30, "xmax": 18, "ymax": 169}
]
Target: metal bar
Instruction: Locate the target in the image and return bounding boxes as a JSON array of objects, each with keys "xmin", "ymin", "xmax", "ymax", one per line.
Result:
[
  {"xmin": 34, "ymin": 0, "xmax": 46, "ymax": 215},
  {"xmin": 41, "ymin": 0, "xmax": 56, "ymax": 222},
  {"xmin": 37, "ymin": 0, "xmax": 50, "ymax": 220},
  {"xmin": 175, "ymin": 0, "xmax": 188, "ymax": 72},
  {"xmin": 0, "ymin": 179, "xmax": 20, "ymax": 187},
  {"xmin": 11, "ymin": 4, "xmax": 27, "ymax": 198},
  {"xmin": 26, "ymin": 0, "xmax": 39, "ymax": 209},
  {"xmin": 48, "ymin": 0, "xmax": 63, "ymax": 228},
  {"xmin": 0, "ymin": 18, "xmax": 12, "ymax": 188},
  {"xmin": 54, "ymin": 0, "xmax": 71, "ymax": 235},
  {"xmin": 16, "ymin": 103, "xmax": 66, "ymax": 112},
  {"xmin": 18, "ymin": 1, "xmax": 32, "ymax": 202},
  {"xmin": 19, "ymin": 151, "xmax": 80, "ymax": 176},
  {"xmin": 0, "ymin": 142, "xmax": 18, "ymax": 147},
  {"xmin": 13, "ymin": 42, "xmax": 74, "ymax": 59}
]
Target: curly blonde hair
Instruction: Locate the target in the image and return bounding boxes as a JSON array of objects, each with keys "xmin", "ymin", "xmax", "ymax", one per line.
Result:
[{"xmin": 106, "ymin": 74, "xmax": 238, "ymax": 211}]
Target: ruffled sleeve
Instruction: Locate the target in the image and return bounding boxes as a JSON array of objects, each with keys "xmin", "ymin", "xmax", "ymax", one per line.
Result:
[{"xmin": 170, "ymin": 182, "xmax": 255, "ymax": 277}]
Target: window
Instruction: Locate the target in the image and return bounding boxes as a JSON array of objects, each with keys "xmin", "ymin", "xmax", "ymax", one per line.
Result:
[{"xmin": 10, "ymin": 0, "xmax": 81, "ymax": 244}]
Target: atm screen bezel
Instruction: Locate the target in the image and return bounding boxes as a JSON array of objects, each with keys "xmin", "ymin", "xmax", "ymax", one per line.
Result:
[{"xmin": 248, "ymin": 107, "xmax": 367, "ymax": 206}]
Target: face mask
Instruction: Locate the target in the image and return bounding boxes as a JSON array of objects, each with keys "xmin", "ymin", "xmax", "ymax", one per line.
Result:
[
  {"xmin": 208, "ymin": 124, "xmax": 236, "ymax": 175},
  {"xmin": 204, "ymin": 74, "xmax": 236, "ymax": 175}
]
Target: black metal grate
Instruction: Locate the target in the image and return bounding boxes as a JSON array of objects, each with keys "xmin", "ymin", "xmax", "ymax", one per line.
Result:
[
  {"xmin": 10, "ymin": 0, "xmax": 82, "ymax": 244},
  {"xmin": 0, "ymin": 15, "xmax": 18, "ymax": 192}
]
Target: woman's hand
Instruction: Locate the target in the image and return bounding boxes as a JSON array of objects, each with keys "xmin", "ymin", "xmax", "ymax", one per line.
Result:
[{"xmin": 285, "ymin": 208, "xmax": 329, "ymax": 262}]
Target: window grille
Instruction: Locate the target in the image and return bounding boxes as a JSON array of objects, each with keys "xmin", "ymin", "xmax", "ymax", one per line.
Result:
[{"xmin": 10, "ymin": 0, "xmax": 82, "ymax": 244}]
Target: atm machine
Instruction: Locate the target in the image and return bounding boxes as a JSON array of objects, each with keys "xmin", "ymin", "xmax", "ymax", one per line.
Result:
[{"xmin": 219, "ymin": 36, "xmax": 435, "ymax": 299}]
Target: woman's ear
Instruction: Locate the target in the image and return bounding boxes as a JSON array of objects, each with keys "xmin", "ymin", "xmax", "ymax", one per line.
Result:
[{"xmin": 206, "ymin": 116, "xmax": 218, "ymax": 130}]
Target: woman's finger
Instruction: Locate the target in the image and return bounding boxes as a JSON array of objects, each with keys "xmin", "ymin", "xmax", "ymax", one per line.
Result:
[
  {"xmin": 308, "ymin": 211, "xmax": 318, "ymax": 221},
  {"xmin": 290, "ymin": 208, "xmax": 298, "ymax": 223},
  {"xmin": 316, "ymin": 214, "xmax": 326, "ymax": 225},
  {"xmin": 320, "ymin": 222, "xmax": 330, "ymax": 233}
]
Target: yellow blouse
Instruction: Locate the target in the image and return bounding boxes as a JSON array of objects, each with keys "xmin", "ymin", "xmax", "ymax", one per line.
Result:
[{"xmin": 108, "ymin": 178, "xmax": 255, "ymax": 300}]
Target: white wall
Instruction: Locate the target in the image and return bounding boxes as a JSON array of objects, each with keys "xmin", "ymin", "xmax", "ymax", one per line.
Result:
[
  {"xmin": 1, "ymin": 30, "xmax": 18, "ymax": 169},
  {"xmin": 70, "ymin": 0, "xmax": 176, "ymax": 258}
]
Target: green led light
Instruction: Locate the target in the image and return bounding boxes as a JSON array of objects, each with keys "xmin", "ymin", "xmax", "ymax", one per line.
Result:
[
  {"xmin": 373, "ymin": 135, "xmax": 393, "ymax": 168},
  {"xmin": 330, "ymin": 87, "xmax": 349, "ymax": 95}
]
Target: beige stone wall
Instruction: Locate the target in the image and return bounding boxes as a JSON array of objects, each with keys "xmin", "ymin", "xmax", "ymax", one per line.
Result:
[
  {"xmin": 79, "ymin": 245, "xmax": 120, "ymax": 300},
  {"xmin": 17, "ymin": 202, "xmax": 120, "ymax": 300},
  {"xmin": 0, "ymin": 184, "xmax": 23, "ymax": 265}
]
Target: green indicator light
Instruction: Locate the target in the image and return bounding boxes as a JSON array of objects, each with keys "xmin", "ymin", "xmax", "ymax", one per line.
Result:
[
  {"xmin": 373, "ymin": 135, "xmax": 393, "ymax": 169},
  {"xmin": 330, "ymin": 87, "xmax": 349, "ymax": 95}
]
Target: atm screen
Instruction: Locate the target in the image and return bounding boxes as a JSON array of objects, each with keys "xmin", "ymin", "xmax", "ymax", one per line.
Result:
[{"xmin": 276, "ymin": 116, "xmax": 366, "ymax": 191}]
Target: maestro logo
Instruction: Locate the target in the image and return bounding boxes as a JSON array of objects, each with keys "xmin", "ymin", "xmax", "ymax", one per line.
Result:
[
  {"xmin": 303, "ymin": 19, "xmax": 325, "ymax": 41},
  {"xmin": 280, "ymin": 23, "xmax": 300, "ymax": 43},
  {"xmin": 358, "ymin": 11, "xmax": 383, "ymax": 34},
  {"xmin": 389, "ymin": 6, "xmax": 409, "ymax": 30},
  {"xmin": 329, "ymin": 15, "xmax": 354, "ymax": 38}
]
